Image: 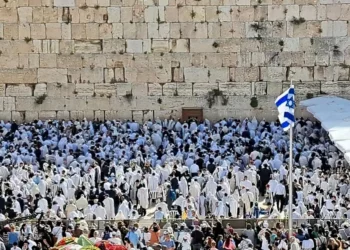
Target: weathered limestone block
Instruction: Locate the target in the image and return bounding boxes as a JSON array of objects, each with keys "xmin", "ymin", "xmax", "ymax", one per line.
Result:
[
  {"xmin": 252, "ymin": 82, "xmax": 267, "ymax": 95},
  {"xmin": 217, "ymin": 39, "xmax": 240, "ymax": 53},
  {"xmin": 6, "ymin": 84, "xmax": 32, "ymax": 97},
  {"xmin": 31, "ymin": 24, "xmax": 46, "ymax": 39},
  {"xmin": 107, "ymin": 7, "xmax": 120, "ymax": 23},
  {"xmin": 266, "ymin": 82, "xmax": 282, "ymax": 95},
  {"xmin": 0, "ymin": 54, "xmax": 18, "ymax": 69},
  {"xmin": 190, "ymin": 39, "xmax": 217, "ymax": 53},
  {"xmin": 94, "ymin": 83, "xmax": 116, "ymax": 96},
  {"xmin": 130, "ymin": 83, "xmax": 148, "ymax": 97},
  {"xmin": 38, "ymin": 111, "xmax": 57, "ymax": 120},
  {"xmin": 40, "ymin": 54, "xmax": 57, "ymax": 68},
  {"xmin": 261, "ymin": 67, "xmax": 285, "ymax": 81},
  {"xmin": 165, "ymin": 6, "xmax": 178, "ymax": 22},
  {"xmin": 73, "ymin": 40, "xmax": 102, "ymax": 53},
  {"xmin": 234, "ymin": 67, "xmax": 259, "ymax": 82},
  {"xmin": 193, "ymin": 83, "xmax": 216, "ymax": 96},
  {"xmin": 0, "ymin": 8, "xmax": 18, "ymax": 23},
  {"xmin": 116, "ymin": 83, "xmax": 132, "ymax": 96},
  {"xmin": 209, "ymin": 68, "xmax": 229, "ymax": 83},
  {"xmin": 43, "ymin": 7, "xmax": 59, "ymax": 23},
  {"xmin": 300, "ymin": 5, "xmax": 316, "ymax": 21},
  {"xmin": 38, "ymin": 69, "xmax": 67, "ymax": 83},
  {"xmin": 152, "ymin": 39, "xmax": 169, "ymax": 52},
  {"xmin": 25, "ymin": 111, "xmax": 39, "ymax": 121},
  {"xmin": 0, "ymin": 69, "xmax": 37, "ymax": 84},
  {"xmin": 174, "ymin": 82, "xmax": 192, "ymax": 96},
  {"xmin": 75, "ymin": 83, "xmax": 95, "ymax": 96},
  {"xmin": 169, "ymin": 39, "xmax": 189, "ymax": 53},
  {"xmin": 268, "ymin": 5, "xmax": 285, "ymax": 21},
  {"xmin": 321, "ymin": 81, "xmax": 350, "ymax": 95},
  {"xmin": 288, "ymin": 67, "xmax": 314, "ymax": 81},
  {"xmin": 333, "ymin": 66, "xmax": 349, "ymax": 81},
  {"xmin": 184, "ymin": 68, "xmax": 209, "ymax": 82},
  {"xmin": 162, "ymin": 82, "xmax": 177, "ymax": 96},
  {"xmin": 4, "ymin": 24, "xmax": 18, "ymax": 40},
  {"xmin": 34, "ymin": 83, "xmax": 47, "ymax": 96},
  {"xmin": 0, "ymin": 85, "xmax": 5, "ymax": 96},
  {"xmin": 224, "ymin": 82, "xmax": 252, "ymax": 96},
  {"xmin": 54, "ymin": 0, "xmax": 75, "ymax": 6},
  {"xmin": 239, "ymin": 6, "xmax": 254, "ymax": 22},
  {"xmin": 56, "ymin": 111, "xmax": 70, "ymax": 120},
  {"xmin": 81, "ymin": 68, "xmax": 104, "ymax": 83},
  {"xmin": 46, "ymin": 23, "xmax": 62, "ymax": 39},
  {"xmin": 57, "ymin": 55, "xmax": 83, "ymax": 69},
  {"xmin": 103, "ymin": 39, "xmax": 125, "ymax": 53},
  {"xmin": 327, "ymin": 4, "xmax": 341, "ymax": 21},
  {"xmin": 126, "ymin": 40, "xmax": 143, "ymax": 53},
  {"xmin": 19, "ymin": 24, "xmax": 31, "ymax": 40},
  {"xmin": 3, "ymin": 97, "xmax": 15, "ymax": 111},
  {"xmin": 147, "ymin": 83, "xmax": 163, "ymax": 96},
  {"xmin": 333, "ymin": 21, "xmax": 347, "ymax": 37}
]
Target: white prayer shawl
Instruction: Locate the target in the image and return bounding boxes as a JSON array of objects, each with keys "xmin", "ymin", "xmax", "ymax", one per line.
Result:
[
  {"xmin": 38, "ymin": 198, "xmax": 48, "ymax": 213},
  {"xmin": 198, "ymin": 195, "xmax": 206, "ymax": 218},
  {"xmin": 60, "ymin": 181, "xmax": 69, "ymax": 198},
  {"xmin": 118, "ymin": 200, "xmax": 130, "ymax": 218},
  {"xmin": 173, "ymin": 196, "xmax": 186, "ymax": 209},
  {"xmin": 204, "ymin": 177, "xmax": 217, "ymax": 195},
  {"xmin": 148, "ymin": 175, "xmax": 159, "ymax": 192},
  {"xmin": 214, "ymin": 201, "xmax": 225, "ymax": 217},
  {"xmin": 95, "ymin": 205, "xmax": 107, "ymax": 219},
  {"xmin": 103, "ymin": 197, "xmax": 115, "ymax": 219},
  {"xmin": 179, "ymin": 177, "xmax": 189, "ymax": 197},
  {"xmin": 137, "ymin": 187, "xmax": 149, "ymax": 209},
  {"xmin": 228, "ymin": 195, "xmax": 238, "ymax": 218},
  {"xmin": 189, "ymin": 181, "xmax": 200, "ymax": 200}
]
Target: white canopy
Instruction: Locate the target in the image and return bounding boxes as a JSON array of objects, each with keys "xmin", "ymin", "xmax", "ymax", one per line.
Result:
[{"xmin": 300, "ymin": 96, "xmax": 350, "ymax": 162}]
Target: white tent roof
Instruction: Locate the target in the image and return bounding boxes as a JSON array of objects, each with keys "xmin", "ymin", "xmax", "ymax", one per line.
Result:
[{"xmin": 300, "ymin": 96, "xmax": 350, "ymax": 162}]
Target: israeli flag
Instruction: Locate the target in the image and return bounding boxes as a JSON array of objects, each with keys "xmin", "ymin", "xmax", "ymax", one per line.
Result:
[{"xmin": 275, "ymin": 85, "xmax": 295, "ymax": 131}]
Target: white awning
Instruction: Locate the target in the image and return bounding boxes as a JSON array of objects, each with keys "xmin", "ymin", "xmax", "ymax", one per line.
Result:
[{"xmin": 300, "ymin": 96, "xmax": 350, "ymax": 162}]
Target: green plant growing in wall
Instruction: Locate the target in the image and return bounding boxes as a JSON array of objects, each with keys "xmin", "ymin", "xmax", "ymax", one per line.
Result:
[
  {"xmin": 190, "ymin": 10, "xmax": 196, "ymax": 19},
  {"xmin": 290, "ymin": 17, "xmax": 305, "ymax": 25},
  {"xmin": 250, "ymin": 23, "xmax": 264, "ymax": 32},
  {"xmin": 24, "ymin": 37, "xmax": 32, "ymax": 43},
  {"xmin": 124, "ymin": 92, "xmax": 133, "ymax": 102},
  {"xmin": 157, "ymin": 98, "xmax": 162, "ymax": 104},
  {"xmin": 250, "ymin": 96, "xmax": 258, "ymax": 108},
  {"xmin": 35, "ymin": 94, "xmax": 47, "ymax": 105},
  {"xmin": 221, "ymin": 95, "xmax": 229, "ymax": 106},
  {"xmin": 212, "ymin": 41, "xmax": 219, "ymax": 48},
  {"xmin": 306, "ymin": 93, "xmax": 314, "ymax": 99},
  {"xmin": 206, "ymin": 89, "xmax": 228, "ymax": 108},
  {"xmin": 333, "ymin": 45, "xmax": 342, "ymax": 56}
]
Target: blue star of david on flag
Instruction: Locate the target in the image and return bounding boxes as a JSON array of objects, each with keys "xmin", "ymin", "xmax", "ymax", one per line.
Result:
[{"xmin": 275, "ymin": 86, "xmax": 295, "ymax": 131}]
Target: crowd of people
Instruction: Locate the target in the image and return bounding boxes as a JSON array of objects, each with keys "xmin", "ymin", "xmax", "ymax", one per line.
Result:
[{"xmin": 0, "ymin": 117, "xmax": 348, "ymax": 250}]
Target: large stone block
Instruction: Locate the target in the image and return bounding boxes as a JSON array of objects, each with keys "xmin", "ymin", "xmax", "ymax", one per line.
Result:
[
  {"xmin": 0, "ymin": 8, "xmax": 18, "ymax": 23},
  {"xmin": 6, "ymin": 84, "xmax": 32, "ymax": 97},
  {"xmin": 184, "ymin": 68, "xmax": 209, "ymax": 82},
  {"xmin": 38, "ymin": 69, "xmax": 67, "ymax": 83},
  {"xmin": 75, "ymin": 40, "xmax": 102, "ymax": 53},
  {"xmin": 0, "ymin": 69, "xmax": 37, "ymax": 84}
]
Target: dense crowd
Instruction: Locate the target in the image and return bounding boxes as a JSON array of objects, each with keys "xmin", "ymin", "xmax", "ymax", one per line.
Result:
[{"xmin": 0, "ymin": 117, "xmax": 348, "ymax": 250}]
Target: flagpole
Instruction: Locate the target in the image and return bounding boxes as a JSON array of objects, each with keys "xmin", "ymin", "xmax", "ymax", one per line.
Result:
[{"xmin": 288, "ymin": 79, "xmax": 293, "ymax": 236}]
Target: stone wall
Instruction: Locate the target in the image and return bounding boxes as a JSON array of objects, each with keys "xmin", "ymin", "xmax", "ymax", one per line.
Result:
[{"xmin": 0, "ymin": 0, "xmax": 349, "ymax": 122}]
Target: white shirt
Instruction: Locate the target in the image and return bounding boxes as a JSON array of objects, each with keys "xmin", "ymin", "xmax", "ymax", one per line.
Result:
[
  {"xmin": 154, "ymin": 210, "xmax": 164, "ymax": 220},
  {"xmin": 274, "ymin": 183, "xmax": 286, "ymax": 196},
  {"xmin": 189, "ymin": 164, "xmax": 199, "ymax": 174}
]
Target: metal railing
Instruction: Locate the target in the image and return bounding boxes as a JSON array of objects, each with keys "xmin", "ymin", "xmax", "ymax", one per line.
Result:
[{"xmin": 1, "ymin": 218, "xmax": 347, "ymax": 231}]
